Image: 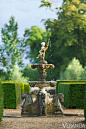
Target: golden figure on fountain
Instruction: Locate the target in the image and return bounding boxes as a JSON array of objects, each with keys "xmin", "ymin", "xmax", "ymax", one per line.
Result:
[{"xmin": 37, "ymin": 42, "xmax": 49, "ymax": 64}]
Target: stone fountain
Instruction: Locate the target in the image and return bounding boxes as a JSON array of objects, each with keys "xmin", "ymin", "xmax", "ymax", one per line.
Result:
[{"xmin": 21, "ymin": 42, "xmax": 64, "ymax": 116}]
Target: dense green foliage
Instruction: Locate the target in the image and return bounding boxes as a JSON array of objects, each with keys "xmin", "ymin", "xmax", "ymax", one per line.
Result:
[
  {"xmin": 2, "ymin": 82, "xmax": 21, "ymax": 109},
  {"xmin": 59, "ymin": 57, "xmax": 84, "ymax": 80},
  {"xmin": 0, "ymin": 69, "xmax": 6, "ymax": 81},
  {"xmin": 24, "ymin": 83, "xmax": 30, "ymax": 94},
  {"xmin": 22, "ymin": 65, "xmax": 39, "ymax": 81},
  {"xmin": 57, "ymin": 81, "xmax": 86, "ymax": 108},
  {"xmin": 23, "ymin": 26, "xmax": 50, "ymax": 63},
  {"xmin": 0, "ymin": 82, "xmax": 4, "ymax": 121}
]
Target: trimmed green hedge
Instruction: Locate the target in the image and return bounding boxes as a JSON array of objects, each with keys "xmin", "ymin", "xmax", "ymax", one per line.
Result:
[
  {"xmin": 15, "ymin": 83, "xmax": 21, "ymax": 105},
  {"xmin": 57, "ymin": 82, "xmax": 86, "ymax": 109},
  {"xmin": 84, "ymin": 84, "xmax": 86, "ymax": 122},
  {"xmin": 24, "ymin": 83, "xmax": 30, "ymax": 94},
  {"xmin": 57, "ymin": 80, "xmax": 86, "ymax": 83},
  {"xmin": 56, "ymin": 80, "xmax": 86, "ymax": 93},
  {"xmin": 2, "ymin": 82, "xmax": 21, "ymax": 109},
  {"xmin": 0, "ymin": 82, "xmax": 3, "ymax": 121},
  {"xmin": 19, "ymin": 82, "xmax": 24, "ymax": 93}
]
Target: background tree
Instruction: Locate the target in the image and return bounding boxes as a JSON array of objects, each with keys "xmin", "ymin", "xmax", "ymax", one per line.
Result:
[
  {"xmin": 23, "ymin": 26, "xmax": 50, "ymax": 63},
  {"xmin": 40, "ymin": 0, "xmax": 86, "ymax": 80},
  {"xmin": 11, "ymin": 65, "xmax": 28, "ymax": 83},
  {"xmin": 82, "ymin": 65, "xmax": 86, "ymax": 80},
  {"xmin": 0, "ymin": 16, "xmax": 23, "ymax": 72},
  {"xmin": 39, "ymin": 0, "xmax": 52, "ymax": 8},
  {"xmin": 0, "ymin": 69, "xmax": 9, "ymax": 81},
  {"xmin": 59, "ymin": 57, "xmax": 84, "ymax": 80},
  {"xmin": 22, "ymin": 65, "xmax": 39, "ymax": 81}
]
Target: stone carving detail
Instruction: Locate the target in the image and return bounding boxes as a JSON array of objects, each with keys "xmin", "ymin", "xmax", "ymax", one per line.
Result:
[
  {"xmin": 39, "ymin": 92, "xmax": 46, "ymax": 116},
  {"xmin": 21, "ymin": 92, "xmax": 39, "ymax": 115},
  {"xmin": 21, "ymin": 93, "xmax": 32, "ymax": 115},
  {"xmin": 21, "ymin": 90, "xmax": 64, "ymax": 116},
  {"xmin": 52, "ymin": 93, "xmax": 64, "ymax": 114}
]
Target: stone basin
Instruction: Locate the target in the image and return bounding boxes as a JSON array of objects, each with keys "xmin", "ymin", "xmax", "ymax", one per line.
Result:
[
  {"xmin": 28, "ymin": 81, "xmax": 57, "ymax": 89},
  {"xmin": 31, "ymin": 64, "xmax": 55, "ymax": 81},
  {"xmin": 31, "ymin": 64, "xmax": 54, "ymax": 70}
]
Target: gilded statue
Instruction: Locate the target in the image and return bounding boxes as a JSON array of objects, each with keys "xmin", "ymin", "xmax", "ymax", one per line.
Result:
[{"xmin": 37, "ymin": 42, "xmax": 49, "ymax": 64}]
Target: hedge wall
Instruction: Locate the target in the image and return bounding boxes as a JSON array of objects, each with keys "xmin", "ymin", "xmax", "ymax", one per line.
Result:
[
  {"xmin": 56, "ymin": 80, "xmax": 86, "ymax": 93},
  {"xmin": 15, "ymin": 83, "xmax": 21, "ymax": 105},
  {"xmin": 24, "ymin": 83, "xmax": 30, "ymax": 94},
  {"xmin": 2, "ymin": 82, "xmax": 21, "ymax": 109},
  {"xmin": 19, "ymin": 82, "xmax": 24, "ymax": 93},
  {"xmin": 57, "ymin": 82, "xmax": 86, "ymax": 109},
  {"xmin": 84, "ymin": 85, "xmax": 86, "ymax": 122},
  {"xmin": 0, "ymin": 82, "xmax": 3, "ymax": 121}
]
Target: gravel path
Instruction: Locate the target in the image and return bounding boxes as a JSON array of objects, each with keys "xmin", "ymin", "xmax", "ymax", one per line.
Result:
[
  {"xmin": 0, "ymin": 116, "xmax": 85, "ymax": 129},
  {"xmin": 0, "ymin": 102, "xmax": 86, "ymax": 129}
]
